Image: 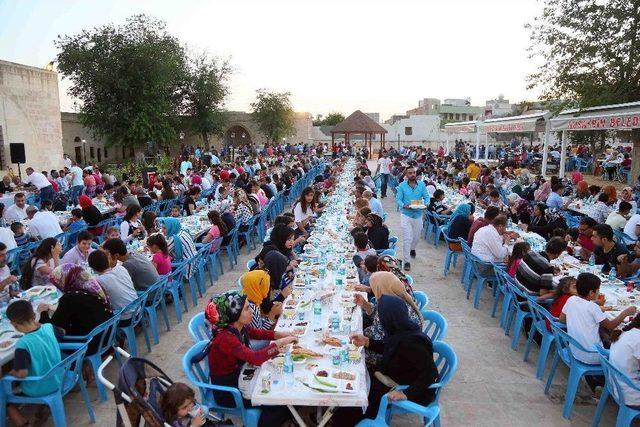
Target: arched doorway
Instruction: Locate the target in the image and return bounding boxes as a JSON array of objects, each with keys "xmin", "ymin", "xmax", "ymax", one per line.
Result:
[{"xmin": 225, "ymin": 125, "xmax": 252, "ymax": 147}]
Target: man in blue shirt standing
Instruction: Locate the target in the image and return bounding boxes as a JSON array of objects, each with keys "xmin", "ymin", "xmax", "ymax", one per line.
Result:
[{"xmin": 395, "ymin": 165, "xmax": 430, "ymax": 271}]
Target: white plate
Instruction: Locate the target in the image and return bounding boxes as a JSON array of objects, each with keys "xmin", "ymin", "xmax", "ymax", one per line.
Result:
[
  {"xmin": 408, "ymin": 204, "xmax": 427, "ymax": 209},
  {"xmin": 0, "ymin": 330, "xmax": 18, "ymax": 352}
]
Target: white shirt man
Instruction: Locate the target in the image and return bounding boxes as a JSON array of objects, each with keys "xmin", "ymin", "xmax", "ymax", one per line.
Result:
[
  {"xmin": 0, "ymin": 227, "xmax": 17, "ymax": 251},
  {"xmin": 28, "ymin": 209, "xmax": 63, "ymax": 239},
  {"xmin": 63, "ymin": 155, "xmax": 73, "ymax": 170},
  {"xmin": 623, "ymin": 214, "xmax": 640, "ymax": 245},
  {"xmin": 377, "ymin": 156, "xmax": 391, "ymax": 175},
  {"xmin": 70, "ymin": 165, "xmax": 84, "ymax": 187},
  {"xmin": 24, "ymin": 171, "xmax": 52, "ymax": 190},
  {"xmin": 3, "ymin": 194, "xmax": 29, "ymax": 223},
  {"xmin": 471, "ymin": 223, "xmax": 509, "ymax": 263}
]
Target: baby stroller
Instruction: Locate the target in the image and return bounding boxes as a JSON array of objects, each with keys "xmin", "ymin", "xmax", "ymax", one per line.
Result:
[{"xmin": 97, "ymin": 347, "xmax": 223, "ymax": 426}]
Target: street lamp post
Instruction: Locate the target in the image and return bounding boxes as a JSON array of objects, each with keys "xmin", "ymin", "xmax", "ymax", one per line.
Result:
[{"xmin": 82, "ymin": 139, "xmax": 87, "ymax": 166}]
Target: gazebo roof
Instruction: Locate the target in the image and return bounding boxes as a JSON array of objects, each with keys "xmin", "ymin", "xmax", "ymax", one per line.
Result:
[{"xmin": 331, "ymin": 110, "xmax": 387, "ymax": 134}]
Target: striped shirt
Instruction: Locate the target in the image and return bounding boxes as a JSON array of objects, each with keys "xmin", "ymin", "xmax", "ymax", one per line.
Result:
[{"xmin": 516, "ymin": 250, "xmax": 554, "ymax": 293}]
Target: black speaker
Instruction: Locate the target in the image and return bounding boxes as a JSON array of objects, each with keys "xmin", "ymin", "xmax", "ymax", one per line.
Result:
[{"xmin": 9, "ymin": 143, "xmax": 25, "ymax": 164}]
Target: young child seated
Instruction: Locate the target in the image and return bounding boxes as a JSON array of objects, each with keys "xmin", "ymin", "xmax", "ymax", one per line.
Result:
[
  {"xmin": 6, "ymin": 300, "xmax": 65, "ymax": 426},
  {"xmin": 353, "ymin": 231, "xmax": 376, "ymax": 261},
  {"xmin": 104, "ymin": 226, "xmax": 121, "ymax": 241},
  {"xmin": 539, "ymin": 276, "xmax": 577, "ymax": 330},
  {"xmin": 147, "ymin": 233, "xmax": 172, "ymax": 275},
  {"xmin": 160, "ymin": 382, "xmax": 207, "ymax": 427},
  {"xmin": 560, "ymin": 272, "xmax": 636, "ymax": 392},
  {"xmin": 65, "ymin": 208, "xmax": 87, "ymax": 232},
  {"xmin": 170, "ymin": 205, "xmax": 181, "ymax": 218},
  {"xmin": 10, "ymin": 222, "xmax": 31, "ymax": 247},
  {"xmin": 617, "ymin": 240, "xmax": 640, "ymax": 279}
]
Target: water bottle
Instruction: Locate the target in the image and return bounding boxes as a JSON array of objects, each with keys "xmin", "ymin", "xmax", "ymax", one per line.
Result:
[
  {"xmin": 331, "ymin": 310, "xmax": 341, "ymax": 332},
  {"xmin": 609, "ymin": 268, "xmax": 616, "ymax": 283},
  {"xmin": 341, "ymin": 342, "xmax": 349, "ymax": 363},
  {"xmin": 589, "ymin": 253, "xmax": 595, "ymax": 269},
  {"xmin": 313, "ymin": 297, "xmax": 322, "ymax": 328},
  {"xmin": 283, "ymin": 346, "xmax": 294, "ymax": 386},
  {"xmin": 507, "ymin": 217, "xmax": 513, "ymax": 229}
]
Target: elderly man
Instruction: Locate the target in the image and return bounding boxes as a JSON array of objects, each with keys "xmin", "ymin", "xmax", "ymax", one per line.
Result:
[
  {"xmin": 363, "ymin": 189, "xmax": 384, "ymax": 218},
  {"xmin": 0, "ymin": 175, "xmax": 13, "ymax": 194},
  {"xmin": 3, "ymin": 193, "xmax": 30, "ymax": 223}
]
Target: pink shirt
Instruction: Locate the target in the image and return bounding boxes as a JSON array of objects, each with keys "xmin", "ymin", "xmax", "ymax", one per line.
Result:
[
  {"xmin": 152, "ymin": 252, "xmax": 172, "ymax": 275},
  {"xmin": 507, "ymin": 258, "xmax": 522, "ymax": 277}
]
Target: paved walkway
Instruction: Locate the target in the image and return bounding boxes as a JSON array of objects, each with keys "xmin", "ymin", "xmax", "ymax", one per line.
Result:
[{"xmin": 29, "ymin": 180, "xmax": 621, "ymax": 426}]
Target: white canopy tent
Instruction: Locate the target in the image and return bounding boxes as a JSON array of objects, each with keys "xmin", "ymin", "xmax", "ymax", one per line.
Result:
[
  {"xmin": 443, "ymin": 121, "xmax": 479, "ymax": 157},
  {"xmin": 479, "ymin": 111, "xmax": 551, "ymax": 173},
  {"xmin": 550, "ymin": 101, "xmax": 640, "ymax": 178}
]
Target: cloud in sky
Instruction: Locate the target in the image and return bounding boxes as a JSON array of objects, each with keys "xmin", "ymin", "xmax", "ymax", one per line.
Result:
[{"xmin": 0, "ymin": 0, "xmax": 543, "ymax": 120}]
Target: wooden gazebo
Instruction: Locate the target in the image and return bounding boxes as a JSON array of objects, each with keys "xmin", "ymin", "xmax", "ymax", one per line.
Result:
[{"xmin": 331, "ymin": 110, "xmax": 387, "ymax": 158}]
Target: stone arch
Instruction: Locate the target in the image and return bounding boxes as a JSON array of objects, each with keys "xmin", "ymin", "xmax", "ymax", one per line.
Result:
[{"xmin": 224, "ymin": 125, "xmax": 252, "ymax": 147}]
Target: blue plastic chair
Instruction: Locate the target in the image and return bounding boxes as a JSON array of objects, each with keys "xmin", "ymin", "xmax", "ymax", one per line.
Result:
[
  {"xmin": 421, "ymin": 309, "xmax": 447, "ymax": 341},
  {"xmin": 592, "ymin": 345, "xmax": 640, "ymax": 427},
  {"xmin": 466, "ymin": 253, "xmax": 499, "ymax": 309},
  {"xmin": 378, "ymin": 248, "xmax": 396, "ymax": 257},
  {"xmin": 388, "ymin": 236, "xmax": 398, "ymax": 250},
  {"xmin": 188, "ymin": 312, "xmax": 212, "ymax": 342},
  {"xmin": 423, "ymin": 211, "xmax": 436, "ymax": 241},
  {"xmin": 431, "ymin": 213, "xmax": 451, "ymax": 248},
  {"xmin": 247, "ymin": 259, "xmax": 256, "ymax": 270},
  {"xmin": 523, "ymin": 297, "xmax": 560, "ymax": 380},
  {"xmin": 406, "ymin": 274, "xmax": 414, "ymax": 287},
  {"xmin": 203, "ymin": 237, "xmax": 224, "ymax": 283},
  {"xmin": 238, "ymin": 216, "xmax": 257, "ymax": 255},
  {"xmin": 166, "ymin": 263, "xmax": 189, "ymax": 322},
  {"xmin": 544, "ymin": 322, "xmax": 604, "ymax": 419},
  {"xmin": 441, "ymin": 226, "xmax": 461, "ymax": 276},
  {"xmin": 385, "ymin": 341, "xmax": 458, "ymax": 427},
  {"xmin": 143, "ymin": 276, "xmax": 172, "ymax": 344},
  {"xmin": 183, "ymin": 340, "xmax": 261, "ymax": 426},
  {"xmin": 413, "ymin": 291, "xmax": 429, "ymax": 310},
  {"xmin": 194, "ymin": 243, "xmax": 213, "ymax": 293},
  {"xmin": 221, "ymin": 227, "xmax": 239, "ymax": 269},
  {"xmin": 62, "ymin": 312, "xmax": 123, "ymax": 401},
  {"xmin": 117, "ymin": 293, "xmax": 152, "ymax": 357},
  {"xmin": 0, "ymin": 342, "xmax": 94, "ymax": 427},
  {"xmin": 489, "ymin": 262, "xmax": 510, "ymax": 322},
  {"xmin": 459, "ymin": 238, "xmax": 474, "ymax": 287},
  {"xmin": 498, "ymin": 270, "xmax": 533, "ymax": 350}
]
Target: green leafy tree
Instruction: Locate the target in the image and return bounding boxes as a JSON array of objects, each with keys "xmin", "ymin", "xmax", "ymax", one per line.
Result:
[
  {"xmin": 183, "ymin": 53, "xmax": 232, "ymax": 149},
  {"xmin": 56, "ymin": 14, "xmax": 188, "ymax": 154},
  {"xmin": 527, "ymin": 0, "xmax": 640, "ymax": 172},
  {"xmin": 313, "ymin": 112, "xmax": 345, "ymax": 126},
  {"xmin": 250, "ymin": 89, "xmax": 296, "ymax": 144}
]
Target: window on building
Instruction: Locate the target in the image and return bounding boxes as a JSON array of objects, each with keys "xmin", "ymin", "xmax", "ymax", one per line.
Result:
[
  {"xmin": 90, "ymin": 147, "xmax": 94, "ymax": 158},
  {"xmin": 455, "ymin": 114, "xmax": 460, "ymax": 120},
  {"xmin": 97, "ymin": 148, "xmax": 101, "ymax": 162},
  {"xmin": 74, "ymin": 147, "xmax": 82, "ymax": 163},
  {"xmin": 405, "ymin": 127, "xmax": 413, "ymax": 136},
  {"xmin": 104, "ymin": 147, "xmax": 108, "ymax": 158}
]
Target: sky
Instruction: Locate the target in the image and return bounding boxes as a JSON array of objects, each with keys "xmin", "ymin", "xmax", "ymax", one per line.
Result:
[{"xmin": 0, "ymin": 0, "xmax": 543, "ymax": 121}]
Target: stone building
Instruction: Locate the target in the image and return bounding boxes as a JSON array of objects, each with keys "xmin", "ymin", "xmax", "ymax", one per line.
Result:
[
  {"xmin": 0, "ymin": 60, "xmax": 64, "ymax": 173},
  {"xmin": 62, "ymin": 110, "xmax": 314, "ymax": 164}
]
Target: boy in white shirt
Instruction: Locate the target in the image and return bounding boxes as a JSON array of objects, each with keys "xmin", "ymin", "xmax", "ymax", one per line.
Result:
[{"xmin": 560, "ymin": 272, "xmax": 636, "ymax": 392}]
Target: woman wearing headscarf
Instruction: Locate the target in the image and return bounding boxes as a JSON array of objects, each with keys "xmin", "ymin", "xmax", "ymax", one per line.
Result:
[
  {"xmin": 574, "ymin": 180, "xmax": 590, "ymax": 199},
  {"xmin": 603, "ymin": 184, "xmax": 617, "ymax": 204},
  {"xmin": 79, "ymin": 194, "xmax": 104, "ymax": 231},
  {"xmin": 571, "ymin": 170, "xmax": 584, "ymax": 185},
  {"xmin": 529, "ymin": 203, "xmax": 548, "ymax": 228},
  {"xmin": 365, "ymin": 213, "xmax": 389, "ymax": 250},
  {"xmin": 232, "ymin": 188, "xmax": 254, "ymax": 231},
  {"xmin": 263, "ymin": 249, "xmax": 294, "ymax": 302},
  {"xmin": 240, "ymin": 269, "xmax": 281, "ymax": 331},
  {"xmin": 39, "ymin": 263, "xmax": 112, "ymax": 355},
  {"xmin": 520, "ymin": 208, "xmax": 567, "ymax": 240},
  {"xmin": 157, "ymin": 217, "xmax": 197, "ymax": 265},
  {"xmin": 506, "ymin": 193, "xmax": 532, "ymax": 224},
  {"xmin": 341, "ymin": 295, "xmax": 439, "ymax": 426},
  {"xmin": 534, "ymin": 179, "xmax": 552, "ymax": 202},
  {"xmin": 445, "ymin": 203, "xmax": 474, "ymax": 250},
  {"xmin": 206, "ymin": 292, "xmax": 294, "ymax": 427},
  {"xmin": 254, "ymin": 224, "xmax": 297, "ymax": 268},
  {"xmin": 619, "ymin": 186, "xmax": 637, "ymax": 212},
  {"xmin": 355, "ymin": 271, "xmax": 422, "ymax": 366}
]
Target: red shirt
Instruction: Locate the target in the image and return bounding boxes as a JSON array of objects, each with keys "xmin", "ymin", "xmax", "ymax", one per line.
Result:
[
  {"xmin": 209, "ymin": 327, "xmax": 277, "ymax": 377},
  {"xmin": 467, "ymin": 218, "xmax": 488, "ymax": 246},
  {"xmin": 546, "ymin": 293, "xmax": 571, "ymax": 330},
  {"xmin": 578, "ymin": 233, "xmax": 595, "ymax": 252}
]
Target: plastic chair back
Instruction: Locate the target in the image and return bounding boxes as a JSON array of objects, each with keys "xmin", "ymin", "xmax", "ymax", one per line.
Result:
[
  {"xmin": 421, "ymin": 309, "xmax": 447, "ymax": 341},
  {"xmin": 413, "ymin": 290, "xmax": 428, "ymax": 310},
  {"xmin": 86, "ymin": 311, "xmax": 123, "ymax": 357},
  {"xmin": 247, "ymin": 259, "xmax": 256, "ymax": 270},
  {"xmin": 595, "ymin": 345, "xmax": 640, "ymax": 408},
  {"xmin": 550, "ymin": 322, "xmax": 599, "ymax": 366},
  {"xmin": 188, "ymin": 312, "xmax": 212, "ymax": 342}
]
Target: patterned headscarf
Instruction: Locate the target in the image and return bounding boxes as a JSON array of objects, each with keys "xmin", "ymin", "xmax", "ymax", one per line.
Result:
[
  {"xmin": 206, "ymin": 291, "xmax": 247, "ymax": 335},
  {"xmin": 49, "ymin": 263, "xmax": 110, "ymax": 308}
]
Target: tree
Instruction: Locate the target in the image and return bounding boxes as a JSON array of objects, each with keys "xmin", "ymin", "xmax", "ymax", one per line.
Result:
[
  {"xmin": 313, "ymin": 112, "xmax": 345, "ymax": 126},
  {"xmin": 250, "ymin": 89, "xmax": 295, "ymax": 144},
  {"xmin": 56, "ymin": 14, "xmax": 188, "ymax": 153},
  {"xmin": 183, "ymin": 53, "xmax": 232, "ymax": 150},
  {"xmin": 527, "ymin": 0, "xmax": 640, "ymax": 173}
]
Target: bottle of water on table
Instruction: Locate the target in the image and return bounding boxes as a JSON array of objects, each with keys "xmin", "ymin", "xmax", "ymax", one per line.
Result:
[
  {"xmin": 313, "ymin": 297, "xmax": 322, "ymax": 328},
  {"xmin": 331, "ymin": 310, "xmax": 341, "ymax": 332},
  {"xmin": 589, "ymin": 253, "xmax": 595, "ymax": 271},
  {"xmin": 609, "ymin": 268, "xmax": 616, "ymax": 284},
  {"xmin": 284, "ymin": 346, "xmax": 294, "ymax": 386}
]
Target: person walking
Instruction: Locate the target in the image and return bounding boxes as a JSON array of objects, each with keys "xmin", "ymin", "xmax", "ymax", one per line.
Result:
[
  {"xmin": 375, "ymin": 150, "xmax": 392, "ymax": 198},
  {"xmin": 395, "ymin": 165, "xmax": 429, "ymax": 271}
]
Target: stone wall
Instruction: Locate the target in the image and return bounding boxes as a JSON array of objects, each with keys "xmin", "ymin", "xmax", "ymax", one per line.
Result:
[{"xmin": 0, "ymin": 60, "xmax": 64, "ymax": 173}]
